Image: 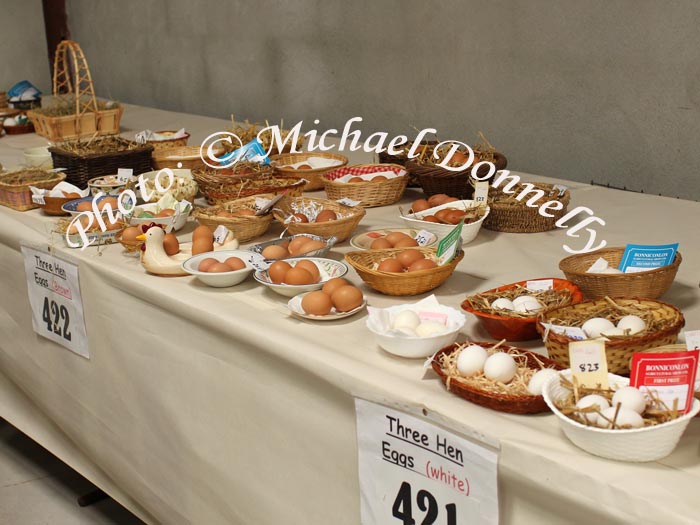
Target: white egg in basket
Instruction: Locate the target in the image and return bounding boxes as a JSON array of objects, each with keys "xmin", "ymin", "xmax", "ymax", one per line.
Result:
[
  {"xmin": 254, "ymin": 258, "xmax": 348, "ymax": 297},
  {"xmin": 543, "ymin": 370, "xmax": 700, "ymax": 462}
]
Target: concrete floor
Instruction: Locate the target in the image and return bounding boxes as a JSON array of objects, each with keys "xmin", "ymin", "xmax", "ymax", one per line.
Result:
[{"xmin": 0, "ymin": 418, "xmax": 144, "ymax": 525}]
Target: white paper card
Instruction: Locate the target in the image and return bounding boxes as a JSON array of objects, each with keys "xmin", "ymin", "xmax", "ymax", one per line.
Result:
[
  {"xmin": 116, "ymin": 168, "xmax": 133, "ymax": 183},
  {"xmin": 355, "ymin": 398, "xmax": 498, "ymax": 525},
  {"xmin": 414, "ymin": 230, "xmax": 435, "ymax": 247},
  {"xmin": 21, "ymin": 245, "xmax": 89, "ymax": 359},
  {"xmin": 685, "ymin": 330, "xmax": 700, "ymax": 391},
  {"xmin": 526, "ymin": 279, "xmax": 553, "ymax": 291},
  {"xmin": 213, "ymin": 225, "xmax": 229, "ymax": 244},
  {"xmin": 473, "ymin": 181, "xmax": 489, "ymax": 205}
]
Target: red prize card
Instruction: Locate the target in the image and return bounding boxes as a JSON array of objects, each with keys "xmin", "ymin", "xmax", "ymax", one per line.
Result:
[{"xmin": 630, "ymin": 350, "xmax": 699, "ymax": 414}]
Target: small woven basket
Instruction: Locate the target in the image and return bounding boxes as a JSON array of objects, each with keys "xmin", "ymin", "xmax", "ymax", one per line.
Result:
[
  {"xmin": 0, "ymin": 170, "xmax": 66, "ymax": 211},
  {"xmin": 536, "ymin": 297, "xmax": 685, "ymax": 374},
  {"xmin": 272, "ymin": 196, "xmax": 366, "ymax": 242},
  {"xmin": 146, "ymin": 131, "xmax": 190, "ymax": 151},
  {"xmin": 431, "ymin": 342, "xmax": 564, "ymax": 414},
  {"xmin": 39, "ymin": 195, "xmax": 76, "ymax": 216},
  {"xmin": 152, "ymin": 146, "xmax": 208, "ymax": 170},
  {"xmin": 407, "ymin": 151, "xmax": 507, "ymax": 199},
  {"xmin": 191, "ymin": 194, "xmax": 275, "ymax": 243},
  {"xmin": 323, "ymin": 164, "xmax": 408, "ymax": 207},
  {"xmin": 269, "ymin": 152, "xmax": 348, "ymax": 191},
  {"xmin": 559, "ymin": 247, "xmax": 682, "ymax": 300},
  {"xmin": 4, "ymin": 122, "xmax": 35, "ymax": 135},
  {"xmin": 483, "ymin": 182, "xmax": 570, "ymax": 233},
  {"xmin": 114, "ymin": 224, "xmax": 144, "ymax": 253},
  {"xmin": 345, "ymin": 247, "xmax": 464, "ymax": 296}
]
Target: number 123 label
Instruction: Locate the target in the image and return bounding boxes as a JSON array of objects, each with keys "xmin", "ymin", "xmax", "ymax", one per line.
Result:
[{"xmin": 21, "ymin": 245, "xmax": 89, "ymax": 358}]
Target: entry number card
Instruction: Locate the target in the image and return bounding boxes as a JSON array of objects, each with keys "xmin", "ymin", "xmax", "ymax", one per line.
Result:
[
  {"xmin": 355, "ymin": 398, "xmax": 498, "ymax": 525},
  {"xmin": 21, "ymin": 244, "xmax": 89, "ymax": 358},
  {"xmin": 569, "ymin": 340, "xmax": 609, "ymax": 389}
]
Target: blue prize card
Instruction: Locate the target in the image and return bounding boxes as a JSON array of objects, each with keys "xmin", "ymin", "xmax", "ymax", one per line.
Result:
[{"xmin": 618, "ymin": 243, "xmax": 679, "ymax": 273}]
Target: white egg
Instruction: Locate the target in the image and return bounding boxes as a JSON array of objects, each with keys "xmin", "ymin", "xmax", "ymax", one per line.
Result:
[
  {"xmin": 393, "ymin": 310, "xmax": 421, "ymax": 331},
  {"xmin": 512, "ymin": 295, "xmax": 543, "ymax": 313},
  {"xmin": 581, "ymin": 317, "xmax": 616, "ymax": 339},
  {"xmin": 3, "ymin": 117, "xmax": 16, "ymax": 126},
  {"xmin": 395, "ymin": 326, "xmax": 417, "ymax": 337},
  {"xmin": 456, "ymin": 344, "xmax": 488, "ymax": 377},
  {"xmin": 596, "ymin": 406, "xmax": 644, "ymax": 429},
  {"xmin": 616, "ymin": 315, "xmax": 646, "ymax": 335},
  {"xmin": 483, "ymin": 352, "xmax": 518, "ymax": 383},
  {"xmin": 575, "ymin": 394, "xmax": 611, "ymax": 424},
  {"xmin": 491, "ymin": 298, "xmax": 515, "ymax": 311},
  {"xmin": 612, "ymin": 386, "xmax": 646, "ymax": 414},
  {"xmin": 415, "ymin": 321, "xmax": 448, "ymax": 338},
  {"xmin": 527, "ymin": 368, "xmax": 559, "ymax": 395}
]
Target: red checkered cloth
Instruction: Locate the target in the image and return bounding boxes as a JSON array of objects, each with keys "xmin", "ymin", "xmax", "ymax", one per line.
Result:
[{"xmin": 323, "ymin": 164, "xmax": 406, "ymax": 181}]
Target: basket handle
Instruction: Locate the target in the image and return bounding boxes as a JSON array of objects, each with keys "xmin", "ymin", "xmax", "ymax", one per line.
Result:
[{"xmin": 52, "ymin": 40, "xmax": 99, "ymax": 119}]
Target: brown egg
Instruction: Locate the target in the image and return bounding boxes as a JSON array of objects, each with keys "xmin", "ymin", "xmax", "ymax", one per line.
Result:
[
  {"xmin": 193, "ymin": 225, "xmax": 213, "ymax": 242},
  {"xmin": 448, "ymin": 150, "xmax": 469, "ymax": 167},
  {"xmin": 422, "ymin": 215, "xmax": 440, "ymax": 223},
  {"xmin": 315, "ymin": 210, "xmax": 338, "ymax": 223},
  {"xmin": 163, "ymin": 233, "xmax": 180, "ymax": 255},
  {"xmin": 301, "ymin": 291, "xmax": 333, "ymax": 316},
  {"xmin": 371, "ymin": 175, "xmax": 388, "ymax": 182},
  {"xmin": 192, "ymin": 238, "xmax": 214, "ymax": 255},
  {"xmin": 67, "ymin": 216, "xmax": 90, "ymax": 234},
  {"xmin": 411, "ymin": 199, "xmax": 431, "ymax": 213},
  {"xmin": 288, "ymin": 236, "xmax": 311, "ymax": 255},
  {"xmin": 98, "ymin": 197, "xmax": 119, "ymax": 210},
  {"xmin": 76, "ymin": 201, "xmax": 93, "ymax": 212},
  {"xmin": 208, "ymin": 262, "xmax": 233, "ymax": 273},
  {"xmin": 283, "ymin": 267, "xmax": 315, "ymax": 285},
  {"xmin": 233, "ymin": 209, "xmax": 255, "ymax": 217},
  {"xmin": 105, "ymin": 220, "xmax": 122, "ymax": 231},
  {"xmin": 348, "ymin": 176, "xmax": 365, "ymax": 183},
  {"xmin": 292, "ymin": 213, "xmax": 309, "ymax": 223},
  {"xmin": 377, "ymin": 258, "xmax": 404, "ymax": 273},
  {"xmin": 408, "ymin": 259, "xmax": 437, "ymax": 272},
  {"xmin": 268, "ymin": 261, "xmax": 292, "ymax": 283},
  {"xmin": 445, "ymin": 210, "xmax": 467, "ymax": 224},
  {"xmin": 385, "ymin": 232, "xmax": 412, "ymax": 246},
  {"xmin": 63, "ymin": 192, "xmax": 81, "ymax": 199},
  {"xmin": 278, "ymin": 240, "xmax": 290, "ymax": 249},
  {"xmin": 428, "ymin": 194, "xmax": 450, "ymax": 207},
  {"xmin": 294, "ymin": 260, "xmax": 320, "ymax": 283},
  {"xmin": 224, "ymin": 257, "xmax": 246, "ymax": 271},
  {"xmin": 331, "ymin": 285, "xmax": 364, "ymax": 312},
  {"xmin": 397, "ymin": 249, "xmax": 425, "ymax": 269},
  {"xmin": 297, "ymin": 164, "xmax": 313, "ymax": 170},
  {"xmin": 262, "ymin": 245, "xmax": 289, "ymax": 260},
  {"xmin": 370, "ymin": 238, "xmax": 393, "ymax": 250},
  {"xmin": 198, "ymin": 257, "xmax": 219, "ymax": 272},
  {"xmin": 121, "ymin": 226, "xmax": 141, "ymax": 241},
  {"xmin": 156, "ymin": 208, "xmax": 175, "ymax": 218},
  {"xmin": 435, "ymin": 209, "xmax": 454, "ymax": 222},
  {"xmin": 443, "ymin": 197, "xmax": 459, "ymax": 203},
  {"xmin": 393, "ymin": 237, "xmax": 419, "ymax": 248},
  {"xmin": 218, "ymin": 210, "xmax": 236, "ymax": 218},
  {"xmin": 297, "ymin": 239, "xmax": 326, "ymax": 255},
  {"xmin": 322, "ymin": 277, "xmax": 350, "ymax": 296}
]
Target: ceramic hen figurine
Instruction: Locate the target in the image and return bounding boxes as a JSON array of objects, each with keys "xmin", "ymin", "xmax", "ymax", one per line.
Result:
[{"xmin": 136, "ymin": 227, "xmax": 239, "ymax": 276}]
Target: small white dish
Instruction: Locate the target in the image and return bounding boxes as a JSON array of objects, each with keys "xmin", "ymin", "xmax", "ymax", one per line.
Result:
[
  {"xmin": 287, "ymin": 292, "xmax": 366, "ymax": 321},
  {"xmin": 181, "ymin": 250, "xmax": 258, "ymax": 287},
  {"xmin": 401, "ymin": 199, "xmax": 489, "ymax": 244},
  {"xmin": 254, "ymin": 257, "xmax": 348, "ymax": 297},
  {"xmin": 128, "ymin": 202, "xmax": 191, "ymax": 231}
]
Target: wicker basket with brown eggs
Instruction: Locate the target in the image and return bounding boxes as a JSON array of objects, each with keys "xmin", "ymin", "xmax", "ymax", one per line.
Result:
[{"xmin": 272, "ymin": 196, "xmax": 366, "ymax": 242}]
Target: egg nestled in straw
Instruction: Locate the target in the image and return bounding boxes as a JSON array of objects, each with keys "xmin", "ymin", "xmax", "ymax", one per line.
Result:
[
  {"xmin": 483, "ymin": 352, "xmax": 517, "ymax": 383},
  {"xmin": 456, "ymin": 344, "xmax": 488, "ymax": 377}
]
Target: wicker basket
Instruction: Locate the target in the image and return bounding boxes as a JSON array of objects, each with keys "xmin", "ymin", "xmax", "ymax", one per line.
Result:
[
  {"xmin": 194, "ymin": 165, "xmax": 305, "ymax": 205},
  {"xmin": 483, "ymin": 182, "xmax": 570, "ymax": 233},
  {"xmin": 50, "ymin": 137, "xmax": 153, "ymax": 189},
  {"xmin": 272, "ymin": 196, "xmax": 366, "ymax": 242},
  {"xmin": 345, "ymin": 247, "xmax": 464, "ymax": 296},
  {"xmin": 39, "ymin": 195, "xmax": 77, "ymax": 216},
  {"xmin": 27, "ymin": 41, "xmax": 122, "ymax": 141},
  {"xmin": 407, "ymin": 152, "xmax": 507, "ymax": 199},
  {"xmin": 461, "ymin": 278, "xmax": 584, "ymax": 342},
  {"xmin": 146, "ymin": 131, "xmax": 190, "ymax": 151},
  {"xmin": 191, "ymin": 194, "xmax": 275, "ymax": 243},
  {"xmin": 559, "ymin": 247, "xmax": 682, "ymax": 300},
  {"xmin": 536, "ymin": 298, "xmax": 685, "ymax": 374},
  {"xmin": 152, "ymin": 146, "xmax": 210, "ymax": 170},
  {"xmin": 432, "ymin": 342, "xmax": 564, "ymax": 414},
  {"xmin": 323, "ymin": 164, "xmax": 408, "ymax": 207},
  {"xmin": 269, "ymin": 152, "xmax": 348, "ymax": 191},
  {"xmin": 0, "ymin": 170, "xmax": 66, "ymax": 211}
]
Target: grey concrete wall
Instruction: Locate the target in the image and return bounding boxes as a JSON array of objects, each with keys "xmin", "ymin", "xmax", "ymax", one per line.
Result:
[
  {"xmin": 66, "ymin": 0, "xmax": 700, "ymax": 200},
  {"xmin": 0, "ymin": 1, "xmax": 51, "ymax": 95}
]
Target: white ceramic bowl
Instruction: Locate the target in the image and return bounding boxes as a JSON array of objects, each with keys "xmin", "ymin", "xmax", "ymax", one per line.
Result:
[
  {"xmin": 23, "ymin": 146, "xmax": 52, "ymax": 169},
  {"xmin": 254, "ymin": 257, "xmax": 348, "ymax": 297},
  {"xmin": 181, "ymin": 250, "xmax": 256, "ymax": 287},
  {"xmin": 138, "ymin": 168, "xmax": 198, "ymax": 203},
  {"xmin": 87, "ymin": 175, "xmax": 128, "ymax": 196},
  {"xmin": 128, "ymin": 202, "xmax": 191, "ymax": 231},
  {"xmin": 401, "ymin": 199, "xmax": 489, "ymax": 244},
  {"xmin": 543, "ymin": 370, "xmax": 700, "ymax": 462},
  {"xmin": 366, "ymin": 305, "xmax": 466, "ymax": 359}
]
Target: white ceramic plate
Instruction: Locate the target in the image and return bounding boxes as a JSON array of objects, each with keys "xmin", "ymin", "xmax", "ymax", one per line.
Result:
[{"xmin": 287, "ymin": 292, "xmax": 366, "ymax": 321}]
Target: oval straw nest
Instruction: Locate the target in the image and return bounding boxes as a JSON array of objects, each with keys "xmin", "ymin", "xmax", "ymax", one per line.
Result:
[{"xmin": 465, "ymin": 284, "xmax": 573, "ymax": 319}]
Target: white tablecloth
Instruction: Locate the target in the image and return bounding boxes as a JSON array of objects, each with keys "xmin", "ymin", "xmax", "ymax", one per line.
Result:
[{"xmin": 1, "ymin": 104, "xmax": 699, "ymax": 524}]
